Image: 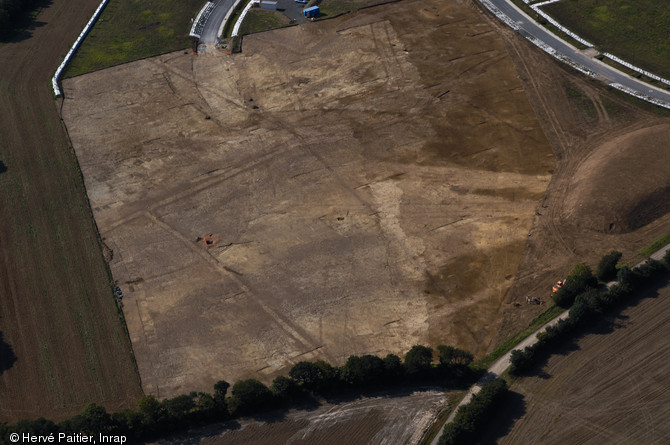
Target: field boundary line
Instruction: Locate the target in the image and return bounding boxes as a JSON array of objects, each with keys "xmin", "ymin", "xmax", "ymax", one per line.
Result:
[{"xmin": 51, "ymin": 0, "xmax": 110, "ymax": 97}]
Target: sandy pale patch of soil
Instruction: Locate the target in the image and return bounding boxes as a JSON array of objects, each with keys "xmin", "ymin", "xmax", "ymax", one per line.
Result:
[{"xmin": 62, "ymin": 0, "xmax": 553, "ymax": 397}]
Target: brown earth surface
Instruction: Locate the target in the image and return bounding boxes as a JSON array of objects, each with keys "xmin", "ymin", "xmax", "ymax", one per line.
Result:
[
  {"xmin": 488, "ymin": 7, "xmax": 670, "ymax": 345},
  {"xmin": 153, "ymin": 388, "xmax": 453, "ymax": 445},
  {"xmin": 562, "ymin": 123, "xmax": 670, "ymax": 234},
  {"xmin": 0, "ymin": 0, "xmax": 142, "ymax": 423},
  {"xmin": 486, "ymin": 276, "xmax": 670, "ymax": 444},
  {"xmin": 62, "ymin": 0, "xmax": 556, "ymax": 398}
]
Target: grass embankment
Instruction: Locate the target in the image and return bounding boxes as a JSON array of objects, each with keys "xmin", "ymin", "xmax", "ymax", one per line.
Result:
[
  {"xmin": 544, "ymin": 0, "xmax": 670, "ymax": 79},
  {"xmin": 238, "ymin": 9, "xmax": 291, "ymax": 35},
  {"xmin": 474, "ymin": 304, "xmax": 565, "ymax": 371},
  {"xmin": 317, "ymin": 0, "xmax": 390, "ymax": 18},
  {"xmin": 65, "ymin": 0, "xmax": 204, "ymax": 77},
  {"xmin": 638, "ymin": 230, "xmax": 670, "ymax": 257}
]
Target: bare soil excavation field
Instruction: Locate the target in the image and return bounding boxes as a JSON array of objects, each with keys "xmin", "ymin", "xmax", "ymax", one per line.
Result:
[
  {"xmin": 62, "ymin": 0, "xmax": 556, "ymax": 397},
  {"xmin": 489, "ymin": 10, "xmax": 670, "ymax": 343},
  {"xmin": 490, "ymin": 278, "xmax": 670, "ymax": 444},
  {"xmin": 0, "ymin": 0, "xmax": 142, "ymax": 423}
]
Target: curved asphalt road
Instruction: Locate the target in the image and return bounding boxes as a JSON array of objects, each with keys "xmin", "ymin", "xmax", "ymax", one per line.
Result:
[
  {"xmin": 200, "ymin": 0, "xmax": 237, "ymax": 43},
  {"xmin": 482, "ymin": 0, "xmax": 670, "ymax": 106}
]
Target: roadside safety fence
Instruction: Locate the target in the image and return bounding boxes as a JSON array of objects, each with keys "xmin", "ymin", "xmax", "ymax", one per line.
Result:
[
  {"xmin": 231, "ymin": 0, "xmax": 255, "ymax": 37},
  {"xmin": 51, "ymin": 0, "xmax": 110, "ymax": 97},
  {"xmin": 190, "ymin": 2, "xmax": 216, "ymax": 39},
  {"xmin": 476, "ymin": 0, "xmax": 670, "ymax": 110}
]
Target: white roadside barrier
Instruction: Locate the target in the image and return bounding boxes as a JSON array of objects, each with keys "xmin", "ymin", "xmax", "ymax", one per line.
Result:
[
  {"xmin": 191, "ymin": 2, "xmax": 216, "ymax": 39},
  {"xmin": 603, "ymin": 53, "xmax": 670, "ymax": 87},
  {"xmin": 51, "ymin": 0, "xmax": 110, "ymax": 97},
  {"xmin": 230, "ymin": 0, "xmax": 255, "ymax": 38},
  {"xmin": 530, "ymin": 0, "xmax": 593, "ymax": 47},
  {"xmin": 477, "ymin": 0, "xmax": 670, "ymax": 110}
]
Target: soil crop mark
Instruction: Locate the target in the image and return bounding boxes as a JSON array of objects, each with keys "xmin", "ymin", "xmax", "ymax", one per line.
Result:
[
  {"xmin": 429, "ymin": 215, "xmax": 468, "ymax": 232},
  {"xmin": 142, "ymin": 210, "xmax": 321, "ymax": 355}
]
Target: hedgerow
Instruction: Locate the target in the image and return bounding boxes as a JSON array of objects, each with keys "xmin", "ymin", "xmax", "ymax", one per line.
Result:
[
  {"xmin": 0, "ymin": 344, "xmax": 479, "ymax": 444},
  {"xmin": 510, "ymin": 254, "xmax": 669, "ymax": 376}
]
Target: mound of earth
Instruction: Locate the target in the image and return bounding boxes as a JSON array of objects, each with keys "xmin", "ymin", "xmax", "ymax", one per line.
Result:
[{"xmin": 562, "ymin": 123, "xmax": 670, "ymax": 233}]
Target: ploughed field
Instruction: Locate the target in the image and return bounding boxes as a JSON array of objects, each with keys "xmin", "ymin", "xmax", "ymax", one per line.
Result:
[
  {"xmin": 157, "ymin": 387, "xmax": 451, "ymax": 445},
  {"xmin": 0, "ymin": 0, "xmax": 142, "ymax": 423},
  {"xmin": 492, "ymin": 277, "xmax": 670, "ymax": 444},
  {"xmin": 62, "ymin": 0, "xmax": 555, "ymax": 397}
]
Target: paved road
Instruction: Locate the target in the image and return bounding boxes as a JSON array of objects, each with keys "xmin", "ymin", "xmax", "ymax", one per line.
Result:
[
  {"xmin": 481, "ymin": 0, "xmax": 670, "ymax": 106},
  {"xmin": 200, "ymin": 0, "xmax": 237, "ymax": 43}
]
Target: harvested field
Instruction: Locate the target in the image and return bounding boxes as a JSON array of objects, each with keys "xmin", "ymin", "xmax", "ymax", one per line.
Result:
[
  {"xmin": 62, "ymin": 0, "xmax": 555, "ymax": 397},
  {"xmin": 489, "ymin": 277, "xmax": 670, "ymax": 444},
  {"xmin": 156, "ymin": 388, "xmax": 451, "ymax": 445},
  {"xmin": 0, "ymin": 0, "xmax": 142, "ymax": 423}
]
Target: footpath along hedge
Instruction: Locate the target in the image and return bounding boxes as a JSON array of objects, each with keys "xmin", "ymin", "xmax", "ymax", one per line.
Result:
[
  {"xmin": 510, "ymin": 250, "xmax": 670, "ymax": 376},
  {"xmin": 437, "ymin": 378, "xmax": 508, "ymax": 445},
  {"xmin": 0, "ymin": 344, "xmax": 480, "ymax": 444}
]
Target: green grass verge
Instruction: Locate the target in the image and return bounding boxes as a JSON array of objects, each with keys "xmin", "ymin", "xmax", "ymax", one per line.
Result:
[
  {"xmin": 565, "ymin": 84, "xmax": 597, "ymax": 119},
  {"xmin": 222, "ymin": 0, "xmax": 248, "ymax": 38},
  {"xmin": 318, "ymin": 0, "xmax": 389, "ymax": 18},
  {"xmin": 473, "ymin": 304, "xmax": 565, "ymax": 371},
  {"xmin": 544, "ymin": 0, "xmax": 670, "ymax": 79},
  {"xmin": 638, "ymin": 231, "xmax": 670, "ymax": 258},
  {"xmin": 65, "ymin": 0, "xmax": 205, "ymax": 77},
  {"xmin": 239, "ymin": 9, "xmax": 292, "ymax": 35}
]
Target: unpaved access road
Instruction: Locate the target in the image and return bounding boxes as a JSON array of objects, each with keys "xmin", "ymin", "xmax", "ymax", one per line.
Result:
[
  {"xmin": 490, "ymin": 273, "xmax": 670, "ymax": 444},
  {"xmin": 430, "ymin": 243, "xmax": 670, "ymax": 445}
]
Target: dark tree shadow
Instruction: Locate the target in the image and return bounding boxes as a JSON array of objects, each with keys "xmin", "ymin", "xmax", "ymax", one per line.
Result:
[
  {"xmin": 0, "ymin": 161, "xmax": 7, "ymax": 174},
  {"xmin": 0, "ymin": 331, "xmax": 18, "ymax": 375},
  {"xmin": 517, "ymin": 270, "xmax": 670, "ymax": 379},
  {"xmin": 478, "ymin": 390, "xmax": 527, "ymax": 444},
  {"xmin": 0, "ymin": 0, "xmax": 53, "ymax": 43}
]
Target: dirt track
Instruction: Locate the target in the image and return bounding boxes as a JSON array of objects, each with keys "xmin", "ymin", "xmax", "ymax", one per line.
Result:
[
  {"xmin": 488, "ymin": 277, "xmax": 670, "ymax": 444},
  {"xmin": 62, "ymin": 0, "xmax": 555, "ymax": 397},
  {"xmin": 0, "ymin": 0, "xmax": 142, "ymax": 422},
  {"xmin": 489, "ymin": 11, "xmax": 670, "ymax": 344}
]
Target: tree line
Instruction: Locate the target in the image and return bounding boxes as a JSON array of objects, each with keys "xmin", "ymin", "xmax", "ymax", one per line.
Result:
[
  {"xmin": 437, "ymin": 378, "xmax": 508, "ymax": 445},
  {"xmin": 0, "ymin": 344, "xmax": 479, "ymax": 444},
  {"xmin": 0, "ymin": 0, "xmax": 41, "ymax": 39},
  {"xmin": 510, "ymin": 249, "xmax": 670, "ymax": 376}
]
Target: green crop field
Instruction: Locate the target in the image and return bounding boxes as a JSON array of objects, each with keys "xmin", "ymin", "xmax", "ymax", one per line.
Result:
[
  {"xmin": 318, "ymin": 0, "xmax": 390, "ymax": 18},
  {"xmin": 66, "ymin": 0, "xmax": 204, "ymax": 77},
  {"xmin": 544, "ymin": 0, "xmax": 670, "ymax": 79}
]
